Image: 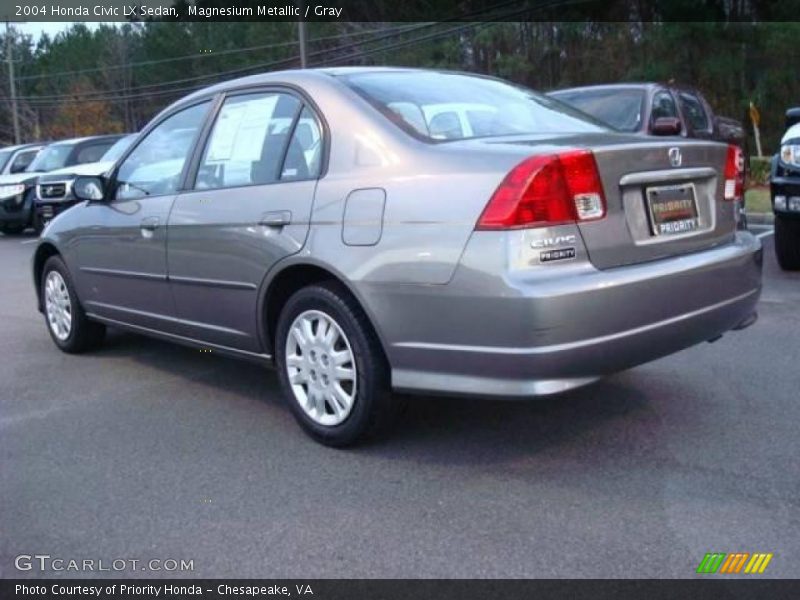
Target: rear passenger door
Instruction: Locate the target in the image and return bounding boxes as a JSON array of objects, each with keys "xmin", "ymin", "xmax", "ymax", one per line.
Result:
[{"xmin": 166, "ymin": 89, "xmax": 324, "ymax": 352}]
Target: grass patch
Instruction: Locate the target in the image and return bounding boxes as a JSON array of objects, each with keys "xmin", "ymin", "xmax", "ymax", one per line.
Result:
[{"xmin": 745, "ymin": 187, "xmax": 772, "ymax": 214}]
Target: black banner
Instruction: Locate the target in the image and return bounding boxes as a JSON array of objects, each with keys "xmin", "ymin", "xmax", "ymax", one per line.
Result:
[
  {"xmin": 3, "ymin": 0, "xmax": 800, "ymax": 23},
  {"xmin": 3, "ymin": 580, "xmax": 800, "ymax": 600}
]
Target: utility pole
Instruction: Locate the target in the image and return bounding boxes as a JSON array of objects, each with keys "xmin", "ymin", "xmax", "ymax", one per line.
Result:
[
  {"xmin": 5, "ymin": 22, "xmax": 21, "ymax": 144},
  {"xmin": 5, "ymin": 23, "xmax": 21, "ymax": 144},
  {"xmin": 297, "ymin": 1, "xmax": 307, "ymax": 68}
]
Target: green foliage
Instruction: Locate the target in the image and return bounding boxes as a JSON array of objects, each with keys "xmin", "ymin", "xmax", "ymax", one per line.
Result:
[
  {"xmin": 749, "ymin": 156, "xmax": 772, "ymax": 186},
  {"xmin": 1, "ymin": 19, "xmax": 798, "ymax": 151}
]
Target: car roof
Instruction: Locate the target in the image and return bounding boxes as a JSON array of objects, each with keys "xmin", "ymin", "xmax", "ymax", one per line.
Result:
[
  {"xmin": 171, "ymin": 66, "xmax": 493, "ymax": 112},
  {"xmin": 550, "ymin": 82, "xmax": 702, "ymax": 96},
  {"xmin": 0, "ymin": 142, "xmax": 47, "ymax": 153},
  {"xmin": 45, "ymin": 134, "xmax": 126, "ymax": 148},
  {"xmin": 550, "ymin": 83, "xmax": 660, "ymax": 95}
]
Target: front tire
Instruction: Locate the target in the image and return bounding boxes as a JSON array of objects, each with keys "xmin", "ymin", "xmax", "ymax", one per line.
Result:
[
  {"xmin": 41, "ymin": 255, "xmax": 106, "ymax": 353},
  {"xmin": 774, "ymin": 215, "xmax": 800, "ymax": 271},
  {"xmin": 275, "ymin": 282, "xmax": 397, "ymax": 447}
]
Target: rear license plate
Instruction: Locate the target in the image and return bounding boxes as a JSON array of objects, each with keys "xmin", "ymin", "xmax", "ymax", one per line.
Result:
[{"xmin": 646, "ymin": 183, "xmax": 699, "ymax": 236}]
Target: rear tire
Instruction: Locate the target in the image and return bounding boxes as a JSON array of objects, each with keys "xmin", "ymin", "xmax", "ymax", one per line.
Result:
[
  {"xmin": 41, "ymin": 255, "xmax": 106, "ymax": 353},
  {"xmin": 774, "ymin": 215, "xmax": 800, "ymax": 271},
  {"xmin": 275, "ymin": 282, "xmax": 398, "ymax": 447},
  {"xmin": 32, "ymin": 211, "xmax": 45, "ymax": 236}
]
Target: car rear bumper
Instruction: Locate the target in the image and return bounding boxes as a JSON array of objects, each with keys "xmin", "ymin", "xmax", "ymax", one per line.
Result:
[{"xmin": 373, "ymin": 231, "xmax": 762, "ymax": 397}]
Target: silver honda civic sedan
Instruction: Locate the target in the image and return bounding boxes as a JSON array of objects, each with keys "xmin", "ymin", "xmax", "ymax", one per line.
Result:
[{"xmin": 33, "ymin": 67, "xmax": 762, "ymax": 446}]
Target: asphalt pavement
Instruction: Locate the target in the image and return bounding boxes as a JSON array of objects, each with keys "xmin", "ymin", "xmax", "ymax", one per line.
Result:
[{"xmin": 1, "ymin": 228, "xmax": 798, "ymax": 578}]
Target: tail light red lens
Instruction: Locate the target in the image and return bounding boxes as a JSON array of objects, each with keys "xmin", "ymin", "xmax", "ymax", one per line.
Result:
[
  {"xmin": 476, "ymin": 149, "xmax": 606, "ymax": 230},
  {"xmin": 724, "ymin": 144, "xmax": 745, "ymax": 201}
]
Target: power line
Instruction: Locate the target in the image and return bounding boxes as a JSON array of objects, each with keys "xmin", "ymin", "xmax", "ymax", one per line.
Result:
[
  {"xmin": 15, "ymin": 24, "xmax": 423, "ymax": 82},
  {"xmin": 10, "ymin": 0, "xmax": 582, "ymax": 108},
  {"xmin": 15, "ymin": 22, "xmax": 444, "ymax": 104}
]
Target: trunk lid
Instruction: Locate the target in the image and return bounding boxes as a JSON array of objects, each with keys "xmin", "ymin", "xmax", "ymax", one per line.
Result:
[{"xmin": 471, "ymin": 134, "xmax": 736, "ymax": 269}]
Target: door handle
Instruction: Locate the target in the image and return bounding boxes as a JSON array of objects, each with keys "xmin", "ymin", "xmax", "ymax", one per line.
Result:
[
  {"xmin": 259, "ymin": 211, "xmax": 292, "ymax": 228},
  {"xmin": 140, "ymin": 217, "xmax": 160, "ymax": 232}
]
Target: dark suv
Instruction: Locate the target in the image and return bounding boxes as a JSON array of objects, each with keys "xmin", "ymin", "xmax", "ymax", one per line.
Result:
[{"xmin": 771, "ymin": 107, "xmax": 800, "ymax": 270}]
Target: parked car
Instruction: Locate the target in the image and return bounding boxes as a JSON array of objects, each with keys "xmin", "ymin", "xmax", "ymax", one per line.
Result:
[
  {"xmin": 35, "ymin": 134, "xmax": 137, "ymax": 232},
  {"xmin": 0, "ymin": 135, "xmax": 125, "ymax": 235},
  {"xmin": 33, "ymin": 68, "xmax": 761, "ymax": 446},
  {"xmin": 0, "ymin": 142, "xmax": 45, "ymax": 176},
  {"xmin": 549, "ymin": 83, "xmax": 748, "ymax": 226},
  {"xmin": 770, "ymin": 107, "xmax": 800, "ymax": 270}
]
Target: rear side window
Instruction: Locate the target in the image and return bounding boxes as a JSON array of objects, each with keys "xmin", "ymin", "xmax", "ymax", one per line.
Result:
[
  {"xmin": 281, "ymin": 106, "xmax": 323, "ymax": 181},
  {"xmin": 679, "ymin": 92, "xmax": 710, "ymax": 131},
  {"xmin": 195, "ymin": 92, "xmax": 308, "ymax": 190}
]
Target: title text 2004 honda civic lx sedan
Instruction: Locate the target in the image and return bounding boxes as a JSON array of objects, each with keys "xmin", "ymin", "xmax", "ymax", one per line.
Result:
[{"xmin": 33, "ymin": 68, "xmax": 762, "ymax": 446}]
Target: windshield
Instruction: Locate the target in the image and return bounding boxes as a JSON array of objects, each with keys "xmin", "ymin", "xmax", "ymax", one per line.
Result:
[
  {"xmin": 0, "ymin": 149, "xmax": 12, "ymax": 172},
  {"xmin": 340, "ymin": 71, "xmax": 609, "ymax": 141},
  {"xmin": 27, "ymin": 144, "xmax": 73, "ymax": 172},
  {"xmin": 102, "ymin": 135, "xmax": 136, "ymax": 162},
  {"xmin": 551, "ymin": 88, "xmax": 645, "ymax": 132}
]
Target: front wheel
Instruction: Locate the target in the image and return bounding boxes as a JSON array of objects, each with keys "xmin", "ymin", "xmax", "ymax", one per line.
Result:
[
  {"xmin": 774, "ymin": 215, "xmax": 800, "ymax": 271},
  {"xmin": 275, "ymin": 282, "xmax": 398, "ymax": 447},
  {"xmin": 41, "ymin": 255, "xmax": 106, "ymax": 353}
]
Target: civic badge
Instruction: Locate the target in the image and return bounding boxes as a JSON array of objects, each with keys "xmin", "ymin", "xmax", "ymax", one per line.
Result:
[{"xmin": 668, "ymin": 147, "xmax": 682, "ymax": 167}]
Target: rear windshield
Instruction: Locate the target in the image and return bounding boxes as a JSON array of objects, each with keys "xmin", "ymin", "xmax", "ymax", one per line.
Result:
[
  {"xmin": 340, "ymin": 71, "xmax": 608, "ymax": 142},
  {"xmin": 551, "ymin": 88, "xmax": 645, "ymax": 132}
]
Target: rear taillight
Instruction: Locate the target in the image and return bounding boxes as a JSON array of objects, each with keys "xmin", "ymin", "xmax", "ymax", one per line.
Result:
[
  {"xmin": 476, "ymin": 149, "xmax": 606, "ymax": 230},
  {"xmin": 724, "ymin": 144, "xmax": 745, "ymax": 201}
]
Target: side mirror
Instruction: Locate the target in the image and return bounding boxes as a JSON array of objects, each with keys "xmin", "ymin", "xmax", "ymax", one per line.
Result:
[
  {"xmin": 73, "ymin": 176, "xmax": 106, "ymax": 202},
  {"xmin": 652, "ymin": 117, "xmax": 682, "ymax": 136},
  {"xmin": 9, "ymin": 163, "xmax": 27, "ymax": 174}
]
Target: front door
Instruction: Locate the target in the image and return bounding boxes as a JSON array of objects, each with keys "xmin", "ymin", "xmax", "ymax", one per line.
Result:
[
  {"xmin": 76, "ymin": 100, "xmax": 212, "ymax": 331},
  {"xmin": 166, "ymin": 91, "xmax": 323, "ymax": 351}
]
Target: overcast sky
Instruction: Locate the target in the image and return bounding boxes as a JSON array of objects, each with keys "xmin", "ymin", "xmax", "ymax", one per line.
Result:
[{"xmin": 17, "ymin": 21, "xmax": 103, "ymax": 42}]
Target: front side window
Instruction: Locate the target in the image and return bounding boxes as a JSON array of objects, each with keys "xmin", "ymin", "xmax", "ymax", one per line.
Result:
[
  {"xmin": 115, "ymin": 101, "xmax": 210, "ymax": 200},
  {"xmin": 678, "ymin": 92, "xmax": 710, "ymax": 131},
  {"xmin": 195, "ymin": 92, "xmax": 321, "ymax": 190},
  {"xmin": 342, "ymin": 71, "xmax": 608, "ymax": 141}
]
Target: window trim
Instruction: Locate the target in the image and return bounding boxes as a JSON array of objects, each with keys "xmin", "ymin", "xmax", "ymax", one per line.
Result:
[
  {"xmin": 184, "ymin": 84, "xmax": 327, "ymax": 193},
  {"xmin": 108, "ymin": 95, "xmax": 217, "ymax": 203}
]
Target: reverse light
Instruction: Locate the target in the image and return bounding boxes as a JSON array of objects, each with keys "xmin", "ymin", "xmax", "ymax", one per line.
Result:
[
  {"xmin": 723, "ymin": 144, "xmax": 745, "ymax": 201},
  {"xmin": 476, "ymin": 150, "xmax": 606, "ymax": 230},
  {"xmin": 0, "ymin": 183, "xmax": 25, "ymax": 200}
]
